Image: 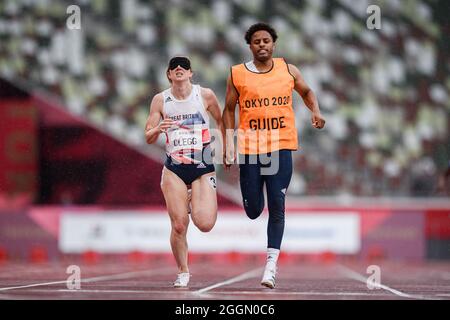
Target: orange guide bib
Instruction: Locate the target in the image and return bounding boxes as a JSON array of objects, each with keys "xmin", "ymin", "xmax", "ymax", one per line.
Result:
[{"xmin": 231, "ymin": 58, "xmax": 299, "ymax": 155}]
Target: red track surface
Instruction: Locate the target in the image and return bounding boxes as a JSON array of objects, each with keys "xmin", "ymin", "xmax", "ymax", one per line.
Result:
[{"xmin": 0, "ymin": 258, "xmax": 448, "ymax": 300}]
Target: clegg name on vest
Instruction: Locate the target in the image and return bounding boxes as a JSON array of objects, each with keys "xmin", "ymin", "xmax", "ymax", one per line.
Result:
[
  {"xmin": 243, "ymin": 95, "xmax": 290, "ymax": 108},
  {"xmin": 173, "ymin": 137, "xmax": 198, "ymax": 146}
]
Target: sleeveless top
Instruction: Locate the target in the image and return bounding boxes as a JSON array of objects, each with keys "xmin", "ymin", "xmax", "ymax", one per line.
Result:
[
  {"xmin": 231, "ymin": 57, "xmax": 298, "ymax": 155},
  {"xmin": 162, "ymin": 84, "xmax": 211, "ymax": 164}
]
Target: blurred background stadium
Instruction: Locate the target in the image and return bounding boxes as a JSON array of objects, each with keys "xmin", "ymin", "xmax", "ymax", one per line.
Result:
[{"xmin": 0, "ymin": 0, "xmax": 449, "ymax": 265}]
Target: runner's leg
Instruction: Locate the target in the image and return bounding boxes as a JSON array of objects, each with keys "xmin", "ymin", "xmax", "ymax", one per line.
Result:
[
  {"xmin": 190, "ymin": 172, "xmax": 217, "ymax": 232},
  {"xmin": 239, "ymin": 154, "xmax": 265, "ymax": 219},
  {"xmin": 265, "ymin": 150, "xmax": 293, "ymax": 250},
  {"xmin": 161, "ymin": 167, "xmax": 190, "ymax": 273}
]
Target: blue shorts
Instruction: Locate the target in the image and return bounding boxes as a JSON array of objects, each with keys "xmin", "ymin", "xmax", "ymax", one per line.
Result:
[{"xmin": 164, "ymin": 146, "xmax": 215, "ymax": 186}]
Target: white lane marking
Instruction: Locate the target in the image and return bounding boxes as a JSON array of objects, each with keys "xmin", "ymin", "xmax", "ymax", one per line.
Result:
[
  {"xmin": 337, "ymin": 264, "xmax": 440, "ymax": 300},
  {"xmin": 205, "ymin": 290, "xmax": 393, "ymax": 297},
  {"xmin": 19, "ymin": 289, "xmax": 193, "ymax": 294},
  {"xmin": 0, "ymin": 280, "xmax": 68, "ymax": 292},
  {"xmin": 195, "ymin": 267, "xmax": 263, "ymax": 294},
  {"xmin": 4, "ymin": 288, "xmax": 394, "ymax": 298},
  {"xmin": 56, "ymin": 289, "xmax": 173, "ymax": 294},
  {"xmin": 0, "ymin": 267, "xmax": 172, "ymax": 292},
  {"xmin": 51, "ymin": 289, "xmax": 390, "ymax": 297}
]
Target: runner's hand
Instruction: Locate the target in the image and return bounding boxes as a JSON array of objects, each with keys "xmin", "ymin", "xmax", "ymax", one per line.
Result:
[
  {"xmin": 158, "ymin": 117, "xmax": 176, "ymax": 133},
  {"xmin": 223, "ymin": 144, "xmax": 235, "ymax": 170},
  {"xmin": 311, "ymin": 112, "xmax": 325, "ymax": 129}
]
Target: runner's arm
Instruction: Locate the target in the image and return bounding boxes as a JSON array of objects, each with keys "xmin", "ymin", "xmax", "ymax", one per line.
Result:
[
  {"xmin": 222, "ymin": 74, "xmax": 239, "ymax": 164},
  {"xmin": 288, "ymin": 64, "xmax": 325, "ymax": 129},
  {"xmin": 145, "ymin": 93, "xmax": 173, "ymax": 144}
]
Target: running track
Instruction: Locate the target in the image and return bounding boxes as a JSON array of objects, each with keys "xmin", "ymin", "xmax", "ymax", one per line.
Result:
[{"xmin": 0, "ymin": 258, "xmax": 448, "ymax": 300}]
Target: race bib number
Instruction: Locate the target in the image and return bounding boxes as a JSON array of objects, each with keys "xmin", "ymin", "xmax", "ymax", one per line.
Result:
[{"xmin": 169, "ymin": 128, "xmax": 202, "ymax": 151}]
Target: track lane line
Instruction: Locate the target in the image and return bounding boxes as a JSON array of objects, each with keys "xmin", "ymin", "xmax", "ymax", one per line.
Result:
[
  {"xmin": 194, "ymin": 267, "xmax": 263, "ymax": 295},
  {"xmin": 0, "ymin": 267, "xmax": 172, "ymax": 292},
  {"xmin": 337, "ymin": 264, "xmax": 441, "ymax": 300},
  {"xmin": 0, "ymin": 288, "xmax": 397, "ymax": 298}
]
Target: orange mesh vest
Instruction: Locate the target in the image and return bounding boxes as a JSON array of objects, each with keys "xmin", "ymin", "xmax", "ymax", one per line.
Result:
[{"xmin": 231, "ymin": 57, "xmax": 298, "ymax": 155}]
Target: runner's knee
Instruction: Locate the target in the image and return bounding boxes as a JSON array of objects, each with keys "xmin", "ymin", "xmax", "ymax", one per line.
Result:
[
  {"xmin": 172, "ymin": 218, "xmax": 189, "ymax": 235},
  {"xmin": 267, "ymin": 193, "xmax": 286, "ymax": 221},
  {"xmin": 192, "ymin": 209, "xmax": 216, "ymax": 232},
  {"xmin": 195, "ymin": 220, "xmax": 215, "ymax": 233},
  {"xmin": 244, "ymin": 203, "xmax": 264, "ymax": 220},
  {"xmin": 268, "ymin": 210, "xmax": 285, "ymax": 223}
]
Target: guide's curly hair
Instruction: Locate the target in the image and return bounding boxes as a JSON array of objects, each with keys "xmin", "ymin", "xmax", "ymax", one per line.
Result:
[{"xmin": 245, "ymin": 22, "xmax": 278, "ymax": 44}]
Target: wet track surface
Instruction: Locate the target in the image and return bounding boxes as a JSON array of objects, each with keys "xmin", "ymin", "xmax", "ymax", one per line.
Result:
[{"xmin": 0, "ymin": 258, "xmax": 448, "ymax": 300}]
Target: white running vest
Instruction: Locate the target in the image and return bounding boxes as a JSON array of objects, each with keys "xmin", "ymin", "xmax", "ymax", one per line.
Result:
[{"xmin": 162, "ymin": 84, "xmax": 211, "ymax": 164}]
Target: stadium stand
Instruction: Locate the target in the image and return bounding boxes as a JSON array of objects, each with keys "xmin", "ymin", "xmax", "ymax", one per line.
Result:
[{"xmin": 0, "ymin": 0, "xmax": 448, "ymax": 198}]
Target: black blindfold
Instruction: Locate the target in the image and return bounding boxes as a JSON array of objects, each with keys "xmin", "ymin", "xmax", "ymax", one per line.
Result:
[{"xmin": 168, "ymin": 57, "xmax": 191, "ymax": 70}]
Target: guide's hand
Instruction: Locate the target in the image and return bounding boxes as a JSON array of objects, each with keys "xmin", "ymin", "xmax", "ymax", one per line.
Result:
[
  {"xmin": 223, "ymin": 144, "xmax": 235, "ymax": 170},
  {"xmin": 311, "ymin": 112, "xmax": 325, "ymax": 129}
]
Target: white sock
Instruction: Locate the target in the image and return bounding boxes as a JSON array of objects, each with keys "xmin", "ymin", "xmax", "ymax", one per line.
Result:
[{"xmin": 266, "ymin": 248, "xmax": 280, "ymax": 269}]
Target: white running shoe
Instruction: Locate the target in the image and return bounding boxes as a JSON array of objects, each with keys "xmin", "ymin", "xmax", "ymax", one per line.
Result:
[
  {"xmin": 173, "ymin": 272, "xmax": 190, "ymax": 288},
  {"xmin": 261, "ymin": 265, "xmax": 277, "ymax": 289}
]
